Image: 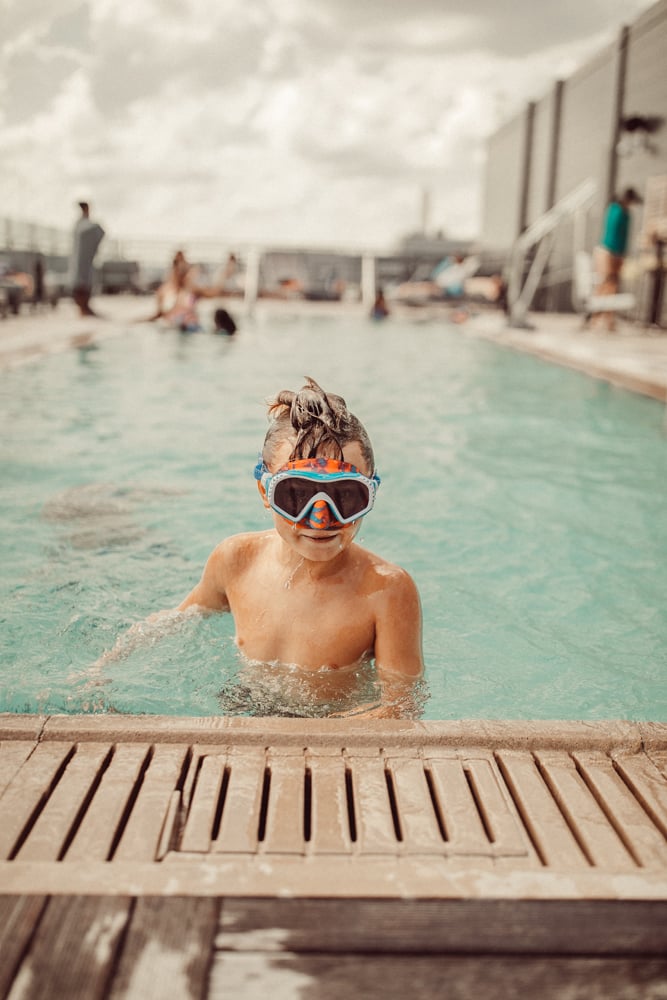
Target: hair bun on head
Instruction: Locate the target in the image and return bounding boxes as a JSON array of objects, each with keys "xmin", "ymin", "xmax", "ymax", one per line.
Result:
[{"xmin": 264, "ymin": 376, "xmax": 374, "ymax": 469}]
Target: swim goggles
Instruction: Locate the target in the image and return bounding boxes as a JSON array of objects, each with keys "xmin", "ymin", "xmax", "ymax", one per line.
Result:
[{"xmin": 254, "ymin": 457, "xmax": 380, "ymax": 526}]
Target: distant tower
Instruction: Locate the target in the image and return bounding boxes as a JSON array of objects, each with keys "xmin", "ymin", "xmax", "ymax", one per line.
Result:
[{"xmin": 421, "ymin": 187, "xmax": 431, "ymax": 235}]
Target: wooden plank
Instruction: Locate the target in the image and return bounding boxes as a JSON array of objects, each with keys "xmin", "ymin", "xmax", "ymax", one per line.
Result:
[
  {"xmin": 113, "ymin": 745, "xmax": 188, "ymax": 862},
  {"xmin": 108, "ymin": 896, "xmax": 219, "ymax": 1000},
  {"xmin": 212, "ymin": 748, "xmax": 266, "ymax": 854},
  {"xmin": 386, "ymin": 756, "xmax": 443, "ymax": 854},
  {"xmin": 179, "ymin": 755, "xmax": 227, "ymax": 853},
  {"xmin": 465, "ymin": 757, "xmax": 532, "ymax": 858},
  {"xmin": 0, "ymin": 741, "xmax": 37, "ymax": 799},
  {"xmin": 16, "ymin": 744, "xmax": 110, "ymax": 862},
  {"xmin": 262, "ymin": 750, "xmax": 306, "ymax": 855},
  {"xmin": 613, "ymin": 752, "xmax": 667, "ymax": 836},
  {"xmin": 308, "ymin": 753, "xmax": 353, "ymax": 855},
  {"xmin": 346, "ymin": 754, "xmax": 399, "ymax": 854},
  {"xmin": 573, "ymin": 751, "xmax": 667, "ymax": 868},
  {"xmin": 0, "ymin": 742, "xmax": 73, "ymax": 860},
  {"xmin": 495, "ymin": 751, "xmax": 589, "ymax": 869},
  {"xmin": 209, "ymin": 953, "xmax": 667, "ymax": 1000},
  {"xmin": 65, "ymin": 744, "xmax": 151, "ymax": 862},
  {"xmin": 0, "ymin": 896, "xmax": 48, "ymax": 996},
  {"xmin": 535, "ymin": 751, "xmax": 636, "ymax": 870},
  {"xmin": 7, "ymin": 895, "xmax": 131, "ymax": 1000},
  {"xmin": 215, "ymin": 898, "xmax": 667, "ymax": 955},
  {"xmin": 425, "ymin": 757, "xmax": 497, "ymax": 857}
]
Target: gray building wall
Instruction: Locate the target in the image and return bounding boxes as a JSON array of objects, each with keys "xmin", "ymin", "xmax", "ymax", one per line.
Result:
[
  {"xmin": 480, "ymin": 0, "xmax": 667, "ymax": 320},
  {"xmin": 479, "ymin": 115, "xmax": 526, "ymax": 252}
]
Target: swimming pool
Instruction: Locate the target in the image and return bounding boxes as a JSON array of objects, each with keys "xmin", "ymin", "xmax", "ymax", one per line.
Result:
[{"xmin": 1, "ymin": 310, "xmax": 665, "ymax": 719}]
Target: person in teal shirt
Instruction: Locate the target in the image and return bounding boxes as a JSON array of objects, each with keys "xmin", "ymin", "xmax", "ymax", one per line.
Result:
[{"xmin": 593, "ymin": 187, "xmax": 642, "ymax": 330}]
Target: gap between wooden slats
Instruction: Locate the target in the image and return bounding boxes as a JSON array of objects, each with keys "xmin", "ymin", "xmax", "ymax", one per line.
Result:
[
  {"xmin": 212, "ymin": 748, "xmax": 267, "ymax": 854},
  {"xmin": 64, "ymin": 744, "xmax": 152, "ymax": 862},
  {"xmin": 307, "ymin": 751, "xmax": 353, "ymax": 855},
  {"xmin": 495, "ymin": 751, "xmax": 590, "ymax": 869},
  {"xmin": 612, "ymin": 752, "xmax": 667, "ymax": 838},
  {"xmin": 16, "ymin": 743, "xmax": 111, "ymax": 862},
  {"xmin": 112, "ymin": 745, "xmax": 189, "ymax": 862},
  {"xmin": 534, "ymin": 752, "xmax": 636, "ymax": 870},
  {"xmin": 180, "ymin": 754, "xmax": 228, "ymax": 853},
  {"xmin": 425, "ymin": 756, "xmax": 530, "ymax": 860},
  {"xmin": 572, "ymin": 751, "xmax": 667, "ymax": 869},
  {"xmin": 0, "ymin": 742, "xmax": 73, "ymax": 860},
  {"xmin": 345, "ymin": 753, "xmax": 400, "ymax": 855},
  {"xmin": 385, "ymin": 757, "xmax": 442, "ymax": 854},
  {"xmin": 261, "ymin": 749, "xmax": 306, "ymax": 855}
]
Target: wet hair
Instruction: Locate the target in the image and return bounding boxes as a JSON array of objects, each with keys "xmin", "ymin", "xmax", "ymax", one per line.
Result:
[{"xmin": 262, "ymin": 376, "xmax": 374, "ymax": 472}]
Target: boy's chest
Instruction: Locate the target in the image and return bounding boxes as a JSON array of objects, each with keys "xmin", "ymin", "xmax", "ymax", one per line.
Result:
[{"xmin": 228, "ymin": 572, "xmax": 376, "ymax": 669}]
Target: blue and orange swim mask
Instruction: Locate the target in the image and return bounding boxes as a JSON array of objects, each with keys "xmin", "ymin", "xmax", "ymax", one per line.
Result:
[{"xmin": 254, "ymin": 457, "xmax": 380, "ymax": 530}]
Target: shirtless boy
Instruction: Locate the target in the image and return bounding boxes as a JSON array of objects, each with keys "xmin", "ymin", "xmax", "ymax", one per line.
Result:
[
  {"xmin": 178, "ymin": 377, "xmax": 424, "ymax": 716},
  {"xmin": 98, "ymin": 378, "xmax": 423, "ymax": 717}
]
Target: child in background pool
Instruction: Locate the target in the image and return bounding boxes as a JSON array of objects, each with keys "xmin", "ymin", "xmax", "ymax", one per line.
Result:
[{"xmin": 98, "ymin": 378, "xmax": 424, "ymax": 717}]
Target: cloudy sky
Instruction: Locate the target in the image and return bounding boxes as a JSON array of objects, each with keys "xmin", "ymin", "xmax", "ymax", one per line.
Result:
[{"xmin": 0, "ymin": 0, "xmax": 657, "ymax": 251}]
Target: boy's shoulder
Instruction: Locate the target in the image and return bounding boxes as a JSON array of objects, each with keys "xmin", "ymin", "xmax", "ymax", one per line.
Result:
[
  {"xmin": 212, "ymin": 529, "xmax": 274, "ymax": 564},
  {"xmin": 354, "ymin": 544, "xmax": 418, "ymax": 591}
]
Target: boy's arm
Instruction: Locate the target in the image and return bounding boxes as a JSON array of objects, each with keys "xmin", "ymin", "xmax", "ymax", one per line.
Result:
[
  {"xmin": 178, "ymin": 543, "xmax": 230, "ymax": 612},
  {"xmin": 374, "ymin": 567, "xmax": 424, "ymax": 680},
  {"xmin": 353, "ymin": 568, "xmax": 424, "ymax": 719}
]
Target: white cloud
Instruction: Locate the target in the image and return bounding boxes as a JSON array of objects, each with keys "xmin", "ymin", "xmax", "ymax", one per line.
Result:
[{"xmin": 0, "ymin": 0, "xmax": 658, "ymax": 249}]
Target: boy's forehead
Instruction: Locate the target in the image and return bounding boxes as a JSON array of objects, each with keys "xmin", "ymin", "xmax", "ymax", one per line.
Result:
[{"xmin": 271, "ymin": 439, "xmax": 369, "ymax": 473}]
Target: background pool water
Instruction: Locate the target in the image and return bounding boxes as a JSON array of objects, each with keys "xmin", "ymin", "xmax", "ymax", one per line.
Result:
[{"xmin": 1, "ymin": 312, "xmax": 666, "ymax": 719}]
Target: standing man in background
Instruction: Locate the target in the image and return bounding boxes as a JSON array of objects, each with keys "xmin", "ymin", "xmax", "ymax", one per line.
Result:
[
  {"xmin": 70, "ymin": 201, "xmax": 105, "ymax": 316},
  {"xmin": 592, "ymin": 187, "xmax": 642, "ymax": 330}
]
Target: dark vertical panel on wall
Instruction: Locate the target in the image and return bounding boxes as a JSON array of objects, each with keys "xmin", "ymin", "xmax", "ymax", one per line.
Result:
[
  {"xmin": 518, "ymin": 103, "xmax": 535, "ymax": 234},
  {"xmin": 546, "ymin": 81, "xmax": 563, "ymax": 211}
]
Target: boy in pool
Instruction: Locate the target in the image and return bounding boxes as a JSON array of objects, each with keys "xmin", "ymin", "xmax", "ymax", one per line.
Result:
[
  {"xmin": 180, "ymin": 377, "xmax": 423, "ymax": 716},
  {"xmin": 98, "ymin": 378, "xmax": 423, "ymax": 717}
]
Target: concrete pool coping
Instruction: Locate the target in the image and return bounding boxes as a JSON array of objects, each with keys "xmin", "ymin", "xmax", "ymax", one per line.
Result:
[{"xmin": 1, "ymin": 296, "xmax": 666, "ymax": 404}]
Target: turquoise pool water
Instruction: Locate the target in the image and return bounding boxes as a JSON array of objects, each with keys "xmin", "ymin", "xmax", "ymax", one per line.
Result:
[{"xmin": 1, "ymin": 312, "xmax": 666, "ymax": 719}]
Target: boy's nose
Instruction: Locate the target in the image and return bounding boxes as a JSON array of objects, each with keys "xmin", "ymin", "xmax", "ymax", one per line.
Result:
[{"xmin": 303, "ymin": 499, "xmax": 340, "ymax": 530}]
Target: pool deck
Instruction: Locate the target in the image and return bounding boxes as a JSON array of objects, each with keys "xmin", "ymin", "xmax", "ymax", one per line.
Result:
[
  {"xmin": 1, "ymin": 296, "xmax": 667, "ymax": 405},
  {"xmin": 0, "ymin": 715, "xmax": 666, "ymax": 997},
  {"xmin": 2, "ymin": 306, "xmax": 666, "ymax": 995}
]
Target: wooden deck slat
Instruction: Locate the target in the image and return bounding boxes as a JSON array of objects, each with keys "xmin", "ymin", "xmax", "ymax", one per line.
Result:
[
  {"xmin": 0, "ymin": 895, "xmax": 48, "ymax": 996},
  {"xmin": 573, "ymin": 751, "xmax": 667, "ymax": 869},
  {"xmin": 347, "ymin": 754, "xmax": 399, "ymax": 854},
  {"xmin": 208, "ymin": 952, "xmax": 667, "ymax": 1000},
  {"xmin": 65, "ymin": 744, "xmax": 152, "ymax": 863},
  {"xmin": 495, "ymin": 751, "xmax": 590, "ymax": 869},
  {"xmin": 465, "ymin": 757, "xmax": 533, "ymax": 858},
  {"xmin": 0, "ymin": 741, "xmax": 37, "ymax": 799},
  {"xmin": 215, "ymin": 897, "xmax": 667, "ymax": 955},
  {"xmin": 386, "ymin": 757, "xmax": 443, "ymax": 853},
  {"xmin": 612, "ymin": 752, "xmax": 667, "ymax": 837},
  {"xmin": 262, "ymin": 750, "xmax": 306, "ymax": 855},
  {"xmin": 535, "ymin": 751, "xmax": 636, "ymax": 870},
  {"xmin": 113, "ymin": 745, "xmax": 189, "ymax": 862},
  {"xmin": 308, "ymin": 753, "xmax": 353, "ymax": 855},
  {"xmin": 17, "ymin": 743, "xmax": 110, "ymax": 862},
  {"xmin": 7, "ymin": 895, "xmax": 131, "ymax": 1000},
  {"xmin": 180, "ymin": 755, "xmax": 227, "ymax": 853},
  {"xmin": 212, "ymin": 748, "xmax": 266, "ymax": 854},
  {"xmin": 108, "ymin": 896, "xmax": 220, "ymax": 1000},
  {"xmin": 0, "ymin": 742, "xmax": 73, "ymax": 860}
]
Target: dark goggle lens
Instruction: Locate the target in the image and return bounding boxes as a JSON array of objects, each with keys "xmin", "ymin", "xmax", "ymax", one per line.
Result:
[{"xmin": 273, "ymin": 477, "xmax": 370, "ymax": 519}]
